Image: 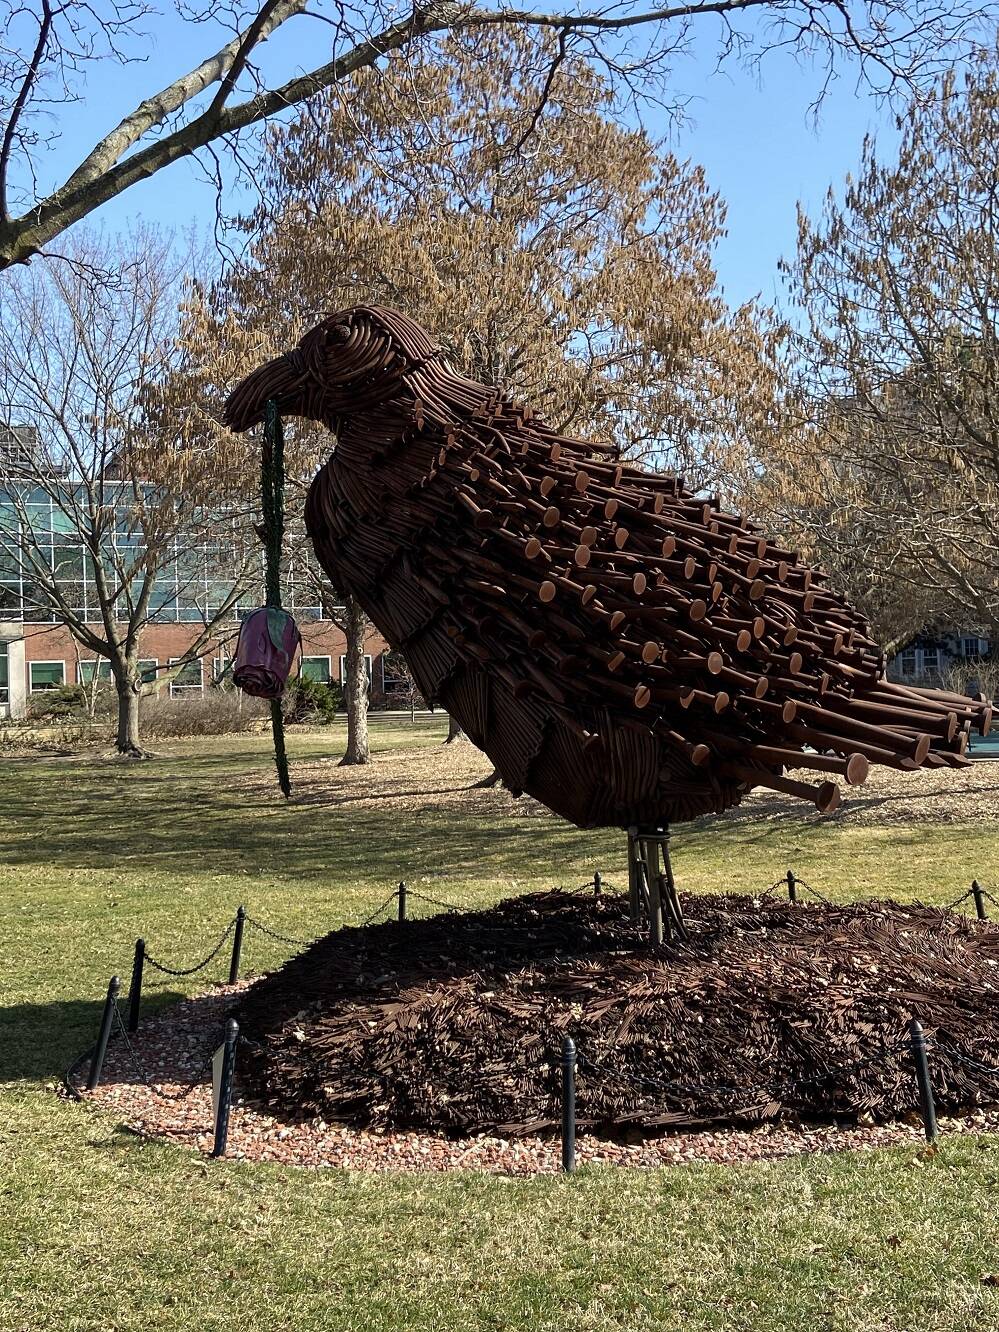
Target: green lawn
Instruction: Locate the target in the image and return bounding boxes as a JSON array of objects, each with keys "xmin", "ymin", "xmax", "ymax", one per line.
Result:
[{"xmin": 3, "ymin": 725, "xmax": 999, "ymax": 1332}]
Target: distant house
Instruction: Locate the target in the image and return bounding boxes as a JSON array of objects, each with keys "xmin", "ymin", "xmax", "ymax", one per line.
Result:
[{"xmin": 887, "ymin": 629, "xmax": 991, "ymax": 686}]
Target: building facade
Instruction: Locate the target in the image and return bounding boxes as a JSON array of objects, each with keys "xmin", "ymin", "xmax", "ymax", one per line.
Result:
[
  {"xmin": 0, "ymin": 453, "xmax": 402, "ymax": 718},
  {"xmin": 886, "ymin": 628, "xmax": 992, "ymax": 687}
]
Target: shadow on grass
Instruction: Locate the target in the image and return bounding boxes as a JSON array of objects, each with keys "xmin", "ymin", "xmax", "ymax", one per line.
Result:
[{"xmin": 0, "ymin": 991, "xmax": 185, "ymax": 1081}]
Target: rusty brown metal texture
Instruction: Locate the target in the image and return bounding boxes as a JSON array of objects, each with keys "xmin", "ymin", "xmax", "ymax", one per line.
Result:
[{"xmin": 225, "ymin": 306, "xmax": 991, "ymax": 828}]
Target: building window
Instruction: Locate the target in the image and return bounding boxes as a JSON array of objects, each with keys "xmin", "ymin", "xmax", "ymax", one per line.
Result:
[
  {"xmin": 212, "ymin": 655, "xmax": 232, "ymax": 688},
  {"xmin": 381, "ymin": 651, "xmax": 412, "ymax": 697},
  {"xmin": 899, "ymin": 649, "xmax": 917, "ymax": 678},
  {"xmin": 0, "ymin": 639, "xmax": 8, "ymax": 705},
  {"xmin": 301, "ymin": 655, "xmax": 331, "ymax": 683},
  {"xmin": 138, "ymin": 659, "xmax": 158, "ymax": 685},
  {"xmin": 29, "ymin": 660, "xmax": 65, "ymax": 691},
  {"xmin": 963, "ymin": 637, "xmax": 988, "ymax": 659},
  {"xmin": 338, "ymin": 654, "xmax": 372, "ymax": 687},
  {"xmin": 921, "ymin": 646, "xmax": 941, "ymax": 677},
  {"xmin": 169, "ymin": 657, "xmax": 203, "ymax": 697},
  {"xmin": 78, "ymin": 659, "xmax": 112, "ymax": 685}
]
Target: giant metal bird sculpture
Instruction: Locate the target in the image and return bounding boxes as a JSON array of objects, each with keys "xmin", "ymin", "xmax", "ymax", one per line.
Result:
[{"xmin": 226, "ymin": 306, "xmax": 990, "ymax": 837}]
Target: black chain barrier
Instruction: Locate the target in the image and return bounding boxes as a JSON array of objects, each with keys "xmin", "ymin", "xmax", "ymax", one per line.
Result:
[
  {"xmin": 244, "ymin": 915, "xmax": 317, "ymax": 948},
  {"xmin": 65, "ymin": 864, "xmax": 999, "ymax": 1165},
  {"xmin": 143, "ymin": 918, "xmax": 237, "ymax": 977},
  {"xmin": 404, "ymin": 888, "xmax": 462, "ymax": 913}
]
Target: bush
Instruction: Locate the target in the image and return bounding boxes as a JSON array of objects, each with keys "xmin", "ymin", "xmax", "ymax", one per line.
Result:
[
  {"xmin": 27, "ymin": 684, "xmax": 86, "ymax": 721},
  {"xmin": 283, "ymin": 676, "xmax": 342, "ymax": 725},
  {"xmin": 140, "ymin": 690, "xmax": 270, "ymax": 738}
]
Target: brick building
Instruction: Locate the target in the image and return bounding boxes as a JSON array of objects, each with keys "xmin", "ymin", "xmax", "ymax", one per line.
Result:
[
  {"xmin": 0, "ymin": 436, "xmax": 400, "ymax": 718},
  {"xmin": 0, "ymin": 616, "xmax": 398, "ymax": 720}
]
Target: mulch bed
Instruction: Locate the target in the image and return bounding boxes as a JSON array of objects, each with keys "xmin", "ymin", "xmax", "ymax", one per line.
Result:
[
  {"xmin": 76, "ymin": 984, "xmax": 999, "ymax": 1173},
  {"xmin": 233, "ymin": 890, "xmax": 999, "ymax": 1135}
]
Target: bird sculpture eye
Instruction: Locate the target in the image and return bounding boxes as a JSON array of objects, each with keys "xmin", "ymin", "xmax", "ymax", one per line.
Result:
[{"xmin": 328, "ymin": 323, "xmax": 351, "ymax": 345}]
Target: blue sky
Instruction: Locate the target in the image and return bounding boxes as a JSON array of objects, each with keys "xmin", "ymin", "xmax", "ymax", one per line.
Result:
[{"xmin": 27, "ymin": 14, "xmax": 898, "ymax": 313}]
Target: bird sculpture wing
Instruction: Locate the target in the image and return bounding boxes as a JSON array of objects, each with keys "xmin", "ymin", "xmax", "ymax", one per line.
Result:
[{"xmin": 226, "ymin": 305, "xmax": 992, "ymax": 828}]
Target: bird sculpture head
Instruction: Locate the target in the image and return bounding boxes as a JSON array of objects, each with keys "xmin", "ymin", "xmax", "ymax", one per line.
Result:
[{"xmin": 223, "ymin": 306, "xmax": 459, "ymax": 438}]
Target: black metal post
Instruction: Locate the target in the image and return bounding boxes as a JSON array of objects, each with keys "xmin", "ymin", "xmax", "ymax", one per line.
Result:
[
  {"xmin": 787, "ymin": 869, "xmax": 797, "ymax": 903},
  {"xmin": 909, "ymin": 1019, "xmax": 938, "ymax": 1144},
  {"xmin": 627, "ymin": 829, "xmax": 641, "ymax": 924},
  {"xmin": 87, "ymin": 975, "xmax": 120, "ymax": 1091},
  {"xmin": 593, "ymin": 871, "xmax": 602, "ymax": 896},
  {"xmin": 561, "ymin": 1036, "xmax": 576, "ymax": 1173},
  {"xmin": 971, "ymin": 880, "xmax": 988, "ymax": 921},
  {"xmin": 398, "ymin": 881, "xmax": 407, "ymax": 922},
  {"xmin": 212, "ymin": 1018, "xmax": 239, "ymax": 1159},
  {"xmin": 127, "ymin": 939, "xmax": 145, "ymax": 1033},
  {"xmin": 228, "ymin": 906, "xmax": 246, "ymax": 985}
]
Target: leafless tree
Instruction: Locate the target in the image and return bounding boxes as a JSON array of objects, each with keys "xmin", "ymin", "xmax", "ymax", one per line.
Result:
[
  {"xmin": 1, "ymin": 0, "xmax": 994, "ymax": 269},
  {"xmin": 0, "ymin": 228, "xmax": 256, "ymax": 752}
]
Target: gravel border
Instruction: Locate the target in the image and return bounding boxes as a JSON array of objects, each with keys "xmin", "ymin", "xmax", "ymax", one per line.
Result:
[{"xmin": 72, "ymin": 984, "xmax": 999, "ymax": 1174}]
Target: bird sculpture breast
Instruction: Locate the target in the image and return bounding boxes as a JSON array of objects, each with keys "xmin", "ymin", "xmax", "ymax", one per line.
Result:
[{"xmin": 225, "ymin": 305, "xmax": 991, "ymax": 828}]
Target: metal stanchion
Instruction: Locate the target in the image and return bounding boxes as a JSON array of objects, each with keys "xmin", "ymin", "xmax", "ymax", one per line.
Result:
[
  {"xmin": 87, "ymin": 976, "xmax": 120, "ymax": 1091},
  {"xmin": 212, "ymin": 1019, "xmax": 240, "ymax": 1159},
  {"xmin": 127, "ymin": 940, "xmax": 145, "ymax": 1032},
  {"xmin": 561, "ymin": 1036, "xmax": 577, "ymax": 1173},
  {"xmin": 398, "ymin": 881, "xmax": 407, "ymax": 922},
  {"xmin": 971, "ymin": 880, "xmax": 988, "ymax": 921},
  {"xmin": 910, "ymin": 1019, "xmax": 938, "ymax": 1144},
  {"xmin": 228, "ymin": 906, "xmax": 246, "ymax": 984}
]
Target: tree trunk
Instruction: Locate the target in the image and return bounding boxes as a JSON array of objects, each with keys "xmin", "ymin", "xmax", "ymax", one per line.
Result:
[
  {"xmin": 444, "ymin": 714, "xmax": 464, "ymax": 744},
  {"xmin": 339, "ymin": 594, "xmax": 370, "ymax": 766},
  {"xmin": 115, "ymin": 678, "xmax": 145, "ymax": 757}
]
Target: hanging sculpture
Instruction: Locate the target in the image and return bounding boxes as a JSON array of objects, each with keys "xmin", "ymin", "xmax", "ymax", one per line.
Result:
[{"xmin": 225, "ymin": 306, "xmax": 990, "ymax": 834}]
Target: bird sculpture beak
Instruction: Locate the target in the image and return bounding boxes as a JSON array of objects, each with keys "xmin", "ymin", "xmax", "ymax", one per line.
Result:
[{"xmin": 223, "ymin": 351, "xmax": 311, "ymax": 433}]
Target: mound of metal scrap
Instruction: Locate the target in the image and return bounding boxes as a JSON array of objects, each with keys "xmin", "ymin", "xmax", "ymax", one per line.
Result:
[{"xmin": 236, "ymin": 890, "xmax": 999, "ymax": 1135}]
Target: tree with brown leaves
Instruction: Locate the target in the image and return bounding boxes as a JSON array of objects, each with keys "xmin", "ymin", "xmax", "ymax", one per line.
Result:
[
  {"xmin": 759, "ymin": 47, "xmax": 999, "ymax": 650},
  {"xmin": 180, "ymin": 29, "xmax": 784, "ymax": 762}
]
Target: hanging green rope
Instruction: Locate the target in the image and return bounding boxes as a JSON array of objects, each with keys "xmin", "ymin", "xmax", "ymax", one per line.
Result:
[{"xmin": 263, "ymin": 399, "xmax": 292, "ymax": 798}]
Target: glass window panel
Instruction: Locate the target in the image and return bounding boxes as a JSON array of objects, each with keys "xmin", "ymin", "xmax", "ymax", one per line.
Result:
[
  {"xmin": 78, "ymin": 659, "xmax": 113, "ymax": 683},
  {"xmin": 301, "ymin": 656, "xmax": 331, "ymax": 683},
  {"xmin": 51, "ymin": 544, "xmax": 85, "ymax": 578},
  {"xmin": 0, "ymin": 584, "xmax": 22, "ymax": 618},
  {"xmin": 29, "ymin": 660, "xmax": 65, "ymax": 690},
  {"xmin": 139, "ymin": 659, "xmax": 158, "ymax": 684},
  {"xmin": 169, "ymin": 657, "xmax": 203, "ymax": 696},
  {"xmin": 49, "ymin": 506, "xmax": 75, "ymax": 535}
]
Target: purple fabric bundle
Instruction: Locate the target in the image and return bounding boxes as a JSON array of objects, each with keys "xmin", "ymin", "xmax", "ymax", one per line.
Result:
[{"xmin": 233, "ymin": 607, "xmax": 301, "ymax": 700}]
